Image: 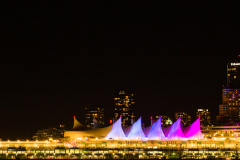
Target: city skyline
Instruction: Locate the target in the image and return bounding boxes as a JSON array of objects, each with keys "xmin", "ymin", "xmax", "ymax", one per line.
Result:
[{"xmin": 1, "ymin": 2, "xmax": 240, "ymax": 139}]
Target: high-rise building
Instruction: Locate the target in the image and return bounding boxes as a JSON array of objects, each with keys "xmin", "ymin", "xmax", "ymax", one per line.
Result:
[
  {"xmin": 227, "ymin": 55, "xmax": 240, "ymax": 88},
  {"xmin": 217, "ymin": 56, "xmax": 240, "ymax": 123},
  {"xmin": 114, "ymin": 89, "xmax": 135, "ymax": 127},
  {"xmin": 175, "ymin": 112, "xmax": 191, "ymax": 126},
  {"xmin": 85, "ymin": 105, "xmax": 104, "ymax": 128},
  {"xmin": 196, "ymin": 109, "xmax": 211, "ymax": 127},
  {"xmin": 155, "ymin": 115, "xmax": 173, "ymax": 127},
  {"xmin": 217, "ymin": 89, "xmax": 240, "ymax": 122}
]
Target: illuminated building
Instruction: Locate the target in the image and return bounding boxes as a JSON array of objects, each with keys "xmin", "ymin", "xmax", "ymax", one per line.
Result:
[
  {"xmin": 155, "ymin": 115, "xmax": 172, "ymax": 127},
  {"xmin": 32, "ymin": 125, "xmax": 66, "ymax": 140},
  {"xmin": 196, "ymin": 109, "xmax": 211, "ymax": 127},
  {"xmin": 114, "ymin": 89, "xmax": 135, "ymax": 127},
  {"xmin": 84, "ymin": 105, "xmax": 104, "ymax": 128},
  {"xmin": 227, "ymin": 55, "xmax": 240, "ymax": 88},
  {"xmin": 217, "ymin": 88, "xmax": 240, "ymax": 122},
  {"xmin": 218, "ymin": 56, "xmax": 240, "ymax": 122},
  {"xmin": 65, "ymin": 117, "xmax": 202, "ymax": 141},
  {"xmin": 1, "ymin": 118, "xmax": 240, "ymax": 159},
  {"xmin": 175, "ymin": 112, "xmax": 191, "ymax": 126}
]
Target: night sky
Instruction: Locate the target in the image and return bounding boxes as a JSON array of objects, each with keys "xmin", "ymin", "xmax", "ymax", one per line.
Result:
[{"xmin": 1, "ymin": 1, "xmax": 240, "ymax": 139}]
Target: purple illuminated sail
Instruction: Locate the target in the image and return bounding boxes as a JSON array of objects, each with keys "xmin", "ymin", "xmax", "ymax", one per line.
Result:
[
  {"xmin": 184, "ymin": 117, "xmax": 203, "ymax": 139},
  {"xmin": 164, "ymin": 117, "xmax": 185, "ymax": 139},
  {"xmin": 124, "ymin": 124, "xmax": 133, "ymax": 137},
  {"xmin": 148, "ymin": 118, "xmax": 166, "ymax": 140},
  {"xmin": 105, "ymin": 117, "xmax": 126, "ymax": 140},
  {"xmin": 144, "ymin": 125, "xmax": 152, "ymax": 137},
  {"xmin": 127, "ymin": 117, "xmax": 147, "ymax": 140}
]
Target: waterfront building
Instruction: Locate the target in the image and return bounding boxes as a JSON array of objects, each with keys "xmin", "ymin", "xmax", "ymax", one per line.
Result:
[
  {"xmin": 175, "ymin": 112, "xmax": 191, "ymax": 126},
  {"xmin": 217, "ymin": 56, "xmax": 240, "ymax": 123},
  {"xmin": 32, "ymin": 125, "xmax": 66, "ymax": 140},
  {"xmin": 65, "ymin": 117, "xmax": 202, "ymax": 141},
  {"xmin": 84, "ymin": 104, "xmax": 104, "ymax": 128},
  {"xmin": 114, "ymin": 89, "xmax": 135, "ymax": 127},
  {"xmin": 196, "ymin": 109, "xmax": 211, "ymax": 127},
  {"xmin": 1, "ymin": 118, "xmax": 240, "ymax": 159}
]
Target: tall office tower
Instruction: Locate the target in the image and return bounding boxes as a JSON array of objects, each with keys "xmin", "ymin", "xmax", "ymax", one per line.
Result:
[
  {"xmin": 155, "ymin": 115, "xmax": 173, "ymax": 127},
  {"xmin": 227, "ymin": 55, "xmax": 240, "ymax": 88},
  {"xmin": 85, "ymin": 105, "xmax": 104, "ymax": 128},
  {"xmin": 175, "ymin": 112, "xmax": 191, "ymax": 126},
  {"xmin": 217, "ymin": 56, "xmax": 240, "ymax": 123},
  {"xmin": 114, "ymin": 89, "xmax": 135, "ymax": 127},
  {"xmin": 196, "ymin": 109, "xmax": 211, "ymax": 127}
]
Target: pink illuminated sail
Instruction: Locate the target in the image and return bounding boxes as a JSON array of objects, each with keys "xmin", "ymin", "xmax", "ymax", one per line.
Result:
[
  {"xmin": 184, "ymin": 117, "xmax": 203, "ymax": 139},
  {"xmin": 148, "ymin": 118, "xmax": 166, "ymax": 140},
  {"xmin": 164, "ymin": 117, "xmax": 185, "ymax": 139},
  {"xmin": 127, "ymin": 117, "xmax": 147, "ymax": 140},
  {"xmin": 105, "ymin": 117, "xmax": 126, "ymax": 140}
]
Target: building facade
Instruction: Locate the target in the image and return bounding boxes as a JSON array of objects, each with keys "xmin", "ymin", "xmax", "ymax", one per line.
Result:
[
  {"xmin": 196, "ymin": 109, "xmax": 211, "ymax": 127},
  {"xmin": 218, "ymin": 56, "xmax": 240, "ymax": 123},
  {"xmin": 32, "ymin": 125, "xmax": 66, "ymax": 140},
  {"xmin": 114, "ymin": 89, "xmax": 135, "ymax": 127},
  {"xmin": 175, "ymin": 112, "xmax": 191, "ymax": 126},
  {"xmin": 227, "ymin": 55, "xmax": 240, "ymax": 88},
  {"xmin": 85, "ymin": 105, "xmax": 104, "ymax": 128},
  {"xmin": 155, "ymin": 115, "xmax": 173, "ymax": 127}
]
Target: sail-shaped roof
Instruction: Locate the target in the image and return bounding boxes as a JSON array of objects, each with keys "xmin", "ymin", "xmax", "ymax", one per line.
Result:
[
  {"xmin": 105, "ymin": 117, "xmax": 126, "ymax": 140},
  {"xmin": 93, "ymin": 118, "xmax": 102, "ymax": 128},
  {"xmin": 124, "ymin": 125, "xmax": 133, "ymax": 137},
  {"xmin": 127, "ymin": 117, "xmax": 147, "ymax": 140},
  {"xmin": 144, "ymin": 125, "xmax": 152, "ymax": 137},
  {"xmin": 144, "ymin": 118, "xmax": 155, "ymax": 136},
  {"xmin": 73, "ymin": 117, "xmax": 85, "ymax": 130},
  {"xmin": 164, "ymin": 117, "xmax": 185, "ymax": 139},
  {"xmin": 148, "ymin": 118, "xmax": 166, "ymax": 140},
  {"xmin": 184, "ymin": 117, "xmax": 203, "ymax": 139}
]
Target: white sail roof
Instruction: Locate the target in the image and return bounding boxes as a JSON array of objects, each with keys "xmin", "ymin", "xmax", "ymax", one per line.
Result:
[
  {"xmin": 148, "ymin": 118, "xmax": 166, "ymax": 140},
  {"xmin": 164, "ymin": 117, "xmax": 185, "ymax": 139},
  {"xmin": 105, "ymin": 117, "xmax": 126, "ymax": 140},
  {"xmin": 127, "ymin": 117, "xmax": 147, "ymax": 140},
  {"xmin": 66, "ymin": 125, "xmax": 113, "ymax": 139}
]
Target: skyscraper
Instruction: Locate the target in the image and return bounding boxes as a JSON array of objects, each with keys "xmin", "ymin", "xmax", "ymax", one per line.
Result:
[
  {"xmin": 114, "ymin": 89, "xmax": 135, "ymax": 127},
  {"xmin": 155, "ymin": 115, "xmax": 173, "ymax": 127},
  {"xmin": 196, "ymin": 109, "xmax": 211, "ymax": 127},
  {"xmin": 85, "ymin": 105, "xmax": 104, "ymax": 128},
  {"xmin": 227, "ymin": 55, "xmax": 240, "ymax": 88},
  {"xmin": 218, "ymin": 55, "xmax": 240, "ymax": 123},
  {"xmin": 175, "ymin": 112, "xmax": 191, "ymax": 126}
]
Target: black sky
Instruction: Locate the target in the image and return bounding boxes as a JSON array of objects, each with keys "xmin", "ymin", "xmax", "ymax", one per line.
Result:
[{"xmin": 1, "ymin": 1, "xmax": 240, "ymax": 139}]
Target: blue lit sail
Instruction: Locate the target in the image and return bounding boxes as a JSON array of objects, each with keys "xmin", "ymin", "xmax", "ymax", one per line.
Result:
[
  {"xmin": 148, "ymin": 118, "xmax": 166, "ymax": 140},
  {"xmin": 105, "ymin": 117, "xmax": 126, "ymax": 140},
  {"xmin": 127, "ymin": 117, "xmax": 147, "ymax": 140}
]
